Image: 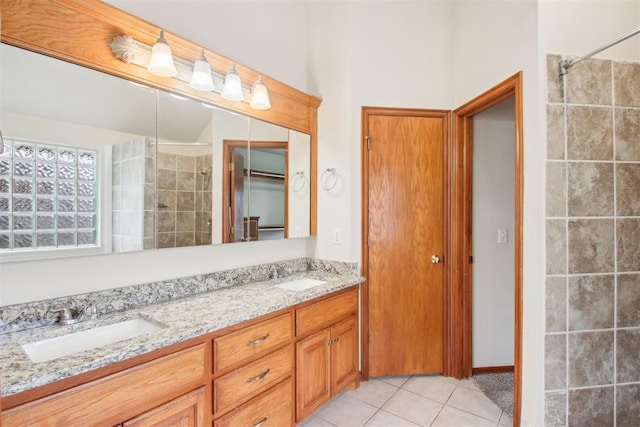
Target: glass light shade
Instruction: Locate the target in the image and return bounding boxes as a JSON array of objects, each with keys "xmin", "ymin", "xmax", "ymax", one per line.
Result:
[
  {"xmin": 250, "ymin": 76, "xmax": 271, "ymax": 110},
  {"xmin": 147, "ymin": 31, "xmax": 177, "ymax": 77},
  {"xmin": 189, "ymin": 50, "xmax": 215, "ymax": 92},
  {"xmin": 221, "ymin": 64, "xmax": 244, "ymax": 101}
]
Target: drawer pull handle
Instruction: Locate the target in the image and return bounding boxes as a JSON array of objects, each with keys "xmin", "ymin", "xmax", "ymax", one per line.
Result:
[
  {"xmin": 247, "ymin": 368, "xmax": 271, "ymax": 383},
  {"xmin": 246, "ymin": 333, "xmax": 270, "ymax": 346},
  {"xmin": 251, "ymin": 414, "xmax": 270, "ymax": 427}
]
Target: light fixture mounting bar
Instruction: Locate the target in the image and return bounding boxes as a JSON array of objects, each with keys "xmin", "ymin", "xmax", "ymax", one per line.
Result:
[{"xmin": 109, "ymin": 35, "xmax": 252, "ymax": 100}]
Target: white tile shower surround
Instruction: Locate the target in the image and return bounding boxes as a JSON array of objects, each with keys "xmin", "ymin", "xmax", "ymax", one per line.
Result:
[{"xmin": 298, "ymin": 375, "xmax": 513, "ymax": 427}]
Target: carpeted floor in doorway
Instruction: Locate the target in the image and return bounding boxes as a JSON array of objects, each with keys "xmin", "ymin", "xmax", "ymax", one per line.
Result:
[{"xmin": 472, "ymin": 372, "xmax": 514, "ymax": 416}]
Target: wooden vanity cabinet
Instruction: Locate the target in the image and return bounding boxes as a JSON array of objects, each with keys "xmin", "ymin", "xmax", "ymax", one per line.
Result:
[
  {"xmin": 295, "ymin": 289, "xmax": 359, "ymax": 422},
  {"xmin": 1, "ymin": 344, "xmax": 207, "ymax": 427},
  {"xmin": 212, "ymin": 313, "xmax": 295, "ymax": 427}
]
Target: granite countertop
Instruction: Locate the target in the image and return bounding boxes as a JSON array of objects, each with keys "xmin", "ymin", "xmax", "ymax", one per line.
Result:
[{"xmin": 0, "ymin": 271, "xmax": 363, "ymax": 397}]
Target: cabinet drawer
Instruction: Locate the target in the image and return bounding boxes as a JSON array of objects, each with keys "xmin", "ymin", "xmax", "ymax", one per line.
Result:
[
  {"xmin": 2, "ymin": 344, "xmax": 206, "ymax": 427},
  {"xmin": 213, "ymin": 378, "xmax": 293, "ymax": 427},
  {"xmin": 214, "ymin": 345, "xmax": 292, "ymax": 415},
  {"xmin": 214, "ymin": 313, "xmax": 292, "ymax": 372},
  {"xmin": 296, "ymin": 289, "xmax": 358, "ymax": 336}
]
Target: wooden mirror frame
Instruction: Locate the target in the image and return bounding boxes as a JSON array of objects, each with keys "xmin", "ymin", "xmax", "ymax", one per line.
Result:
[{"xmin": 1, "ymin": 0, "xmax": 321, "ymax": 235}]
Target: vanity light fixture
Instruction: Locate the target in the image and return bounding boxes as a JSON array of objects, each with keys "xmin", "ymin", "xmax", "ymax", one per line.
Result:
[
  {"xmin": 221, "ymin": 64, "xmax": 244, "ymax": 101},
  {"xmin": 250, "ymin": 76, "xmax": 271, "ymax": 110},
  {"xmin": 189, "ymin": 49, "xmax": 215, "ymax": 92},
  {"xmin": 110, "ymin": 35, "xmax": 271, "ymax": 109},
  {"xmin": 147, "ymin": 31, "xmax": 177, "ymax": 77}
]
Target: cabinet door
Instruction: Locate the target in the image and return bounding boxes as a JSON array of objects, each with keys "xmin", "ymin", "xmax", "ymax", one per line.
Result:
[
  {"xmin": 123, "ymin": 387, "xmax": 206, "ymax": 427},
  {"xmin": 295, "ymin": 328, "xmax": 331, "ymax": 420},
  {"xmin": 331, "ymin": 316, "xmax": 358, "ymax": 394}
]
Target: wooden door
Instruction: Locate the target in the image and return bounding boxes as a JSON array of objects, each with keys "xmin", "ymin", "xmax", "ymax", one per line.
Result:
[
  {"xmin": 330, "ymin": 316, "xmax": 358, "ymax": 394},
  {"xmin": 295, "ymin": 328, "xmax": 331, "ymax": 421},
  {"xmin": 365, "ymin": 109, "xmax": 448, "ymax": 377}
]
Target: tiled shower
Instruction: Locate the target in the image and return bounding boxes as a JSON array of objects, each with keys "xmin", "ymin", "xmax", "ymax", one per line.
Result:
[{"xmin": 545, "ymin": 55, "xmax": 640, "ymax": 426}]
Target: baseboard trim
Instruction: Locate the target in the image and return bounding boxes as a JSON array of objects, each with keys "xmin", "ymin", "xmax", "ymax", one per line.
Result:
[{"xmin": 472, "ymin": 365, "xmax": 514, "ymax": 375}]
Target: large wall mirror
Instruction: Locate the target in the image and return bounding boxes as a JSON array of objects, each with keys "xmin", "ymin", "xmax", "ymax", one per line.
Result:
[{"xmin": 0, "ymin": 42, "xmax": 312, "ymax": 260}]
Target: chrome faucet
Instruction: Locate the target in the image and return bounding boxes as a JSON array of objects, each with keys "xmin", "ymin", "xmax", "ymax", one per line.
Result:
[
  {"xmin": 57, "ymin": 303, "xmax": 99, "ymax": 325},
  {"xmin": 270, "ymin": 265, "xmax": 292, "ymax": 280}
]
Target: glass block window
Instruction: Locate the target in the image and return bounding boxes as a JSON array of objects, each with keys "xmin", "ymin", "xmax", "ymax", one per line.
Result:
[{"xmin": 0, "ymin": 138, "xmax": 98, "ymax": 251}]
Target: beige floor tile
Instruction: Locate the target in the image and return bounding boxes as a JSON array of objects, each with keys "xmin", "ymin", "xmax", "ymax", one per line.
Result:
[
  {"xmin": 297, "ymin": 415, "xmax": 336, "ymax": 427},
  {"xmin": 344, "ymin": 378, "xmax": 399, "ymax": 407},
  {"xmin": 402, "ymin": 375, "xmax": 457, "ymax": 403},
  {"xmin": 499, "ymin": 411, "xmax": 513, "ymax": 426},
  {"xmin": 364, "ymin": 410, "xmax": 421, "ymax": 426},
  {"xmin": 375, "ymin": 375, "xmax": 411, "ymax": 388},
  {"xmin": 431, "ymin": 406, "xmax": 497, "ymax": 427},
  {"xmin": 458, "ymin": 378, "xmax": 481, "ymax": 391},
  {"xmin": 446, "ymin": 386, "xmax": 502, "ymax": 422},
  {"xmin": 382, "ymin": 388, "xmax": 443, "ymax": 426},
  {"xmin": 315, "ymin": 394, "xmax": 377, "ymax": 427}
]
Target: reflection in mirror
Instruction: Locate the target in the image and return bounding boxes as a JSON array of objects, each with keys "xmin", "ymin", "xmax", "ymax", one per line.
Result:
[
  {"xmin": 156, "ymin": 92, "xmax": 214, "ymax": 249},
  {"xmin": 0, "ymin": 43, "xmax": 156, "ymax": 258}
]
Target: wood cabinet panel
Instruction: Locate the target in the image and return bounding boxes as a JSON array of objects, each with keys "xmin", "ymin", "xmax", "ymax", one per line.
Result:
[
  {"xmin": 213, "ymin": 313, "xmax": 292, "ymax": 372},
  {"xmin": 295, "ymin": 329, "xmax": 331, "ymax": 420},
  {"xmin": 296, "ymin": 289, "xmax": 358, "ymax": 337},
  {"xmin": 213, "ymin": 378, "xmax": 293, "ymax": 427},
  {"xmin": 123, "ymin": 387, "xmax": 206, "ymax": 427},
  {"xmin": 213, "ymin": 345, "xmax": 292, "ymax": 415},
  {"xmin": 331, "ymin": 317, "xmax": 359, "ymax": 394},
  {"xmin": 2, "ymin": 345, "xmax": 206, "ymax": 427}
]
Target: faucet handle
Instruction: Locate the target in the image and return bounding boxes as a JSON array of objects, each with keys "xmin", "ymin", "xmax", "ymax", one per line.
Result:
[{"xmin": 58, "ymin": 308, "xmax": 73, "ymax": 322}]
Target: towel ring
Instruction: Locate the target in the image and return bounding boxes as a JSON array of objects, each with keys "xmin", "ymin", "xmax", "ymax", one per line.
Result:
[
  {"xmin": 290, "ymin": 171, "xmax": 306, "ymax": 193},
  {"xmin": 321, "ymin": 168, "xmax": 338, "ymax": 191}
]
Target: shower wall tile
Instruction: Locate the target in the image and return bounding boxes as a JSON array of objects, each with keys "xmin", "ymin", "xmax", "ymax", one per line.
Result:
[
  {"xmin": 614, "ymin": 62, "xmax": 640, "ymax": 107},
  {"xmin": 566, "ymin": 106, "xmax": 613, "ymax": 160},
  {"xmin": 157, "ymin": 190, "xmax": 176, "ymax": 211},
  {"xmin": 157, "ymin": 211, "xmax": 176, "ymax": 233},
  {"xmin": 615, "ymin": 108, "xmax": 640, "ymax": 161},
  {"xmin": 545, "ymin": 333, "xmax": 566, "ymax": 390},
  {"xmin": 568, "ymin": 387, "xmax": 614, "ymax": 427},
  {"xmin": 568, "ymin": 275, "xmax": 614, "ymax": 331},
  {"xmin": 157, "ymin": 152, "xmax": 176, "ymax": 170},
  {"xmin": 617, "ymin": 218, "xmax": 640, "ymax": 271},
  {"xmin": 546, "ymin": 219, "xmax": 566, "ymax": 274},
  {"xmin": 547, "ymin": 105, "xmax": 565, "ymax": 160},
  {"xmin": 568, "ymin": 330, "xmax": 613, "ymax": 387},
  {"xmin": 144, "ymin": 157, "xmax": 155, "ymax": 184},
  {"xmin": 546, "ymin": 276, "xmax": 567, "ymax": 332},
  {"xmin": 177, "ymin": 171, "xmax": 195, "ymax": 191},
  {"xmin": 546, "ymin": 162, "xmax": 566, "ymax": 217},
  {"xmin": 176, "ymin": 231, "xmax": 195, "ymax": 247},
  {"xmin": 177, "ymin": 191, "xmax": 195, "ymax": 211},
  {"xmin": 157, "ymin": 232, "xmax": 175, "ymax": 249},
  {"xmin": 177, "ymin": 154, "xmax": 195, "ymax": 171},
  {"xmin": 567, "ymin": 162, "xmax": 613, "ymax": 217},
  {"xmin": 616, "ymin": 163, "xmax": 640, "ymax": 216},
  {"xmin": 545, "ymin": 391, "xmax": 566, "ymax": 427},
  {"xmin": 616, "ymin": 328, "xmax": 640, "ymax": 383},
  {"xmin": 617, "ymin": 384, "xmax": 640, "ymax": 427},
  {"xmin": 565, "ymin": 58, "xmax": 612, "ymax": 106},
  {"xmin": 176, "ymin": 211, "xmax": 195, "ymax": 232},
  {"xmin": 617, "ymin": 274, "xmax": 640, "ymax": 327},
  {"xmin": 567, "ymin": 219, "xmax": 614, "ymax": 274},
  {"xmin": 157, "ymin": 169, "xmax": 177, "ymax": 190},
  {"xmin": 547, "ymin": 54, "xmax": 565, "ymax": 103}
]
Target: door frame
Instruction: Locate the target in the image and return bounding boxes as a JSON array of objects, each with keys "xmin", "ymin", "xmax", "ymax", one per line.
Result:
[
  {"xmin": 360, "ymin": 107, "xmax": 452, "ymax": 381},
  {"xmin": 451, "ymin": 72, "xmax": 523, "ymax": 426}
]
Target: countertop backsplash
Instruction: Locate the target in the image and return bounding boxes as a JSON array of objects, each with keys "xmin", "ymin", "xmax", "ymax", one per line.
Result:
[{"xmin": 0, "ymin": 257, "xmax": 359, "ymax": 334}]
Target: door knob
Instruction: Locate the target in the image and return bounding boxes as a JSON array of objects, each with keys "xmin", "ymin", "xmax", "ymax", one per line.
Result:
[{"xmin": 431, "ymin": 255, "xmax": 442, "ymax": 264}]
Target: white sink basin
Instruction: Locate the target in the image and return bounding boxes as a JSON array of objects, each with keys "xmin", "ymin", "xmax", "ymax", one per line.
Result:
[
  {"xmin": 275, "ymin": 278, "xmax": 327, "ymax": 291},
  {"xmin": 21, "ymin": 318, "xmax": 164, "ymax": 363}
]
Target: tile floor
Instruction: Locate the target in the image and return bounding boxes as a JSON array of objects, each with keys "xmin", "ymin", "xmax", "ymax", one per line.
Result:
[{"xmin": 297, "ymin": 375, "xmax": 513, "ymax": 427}]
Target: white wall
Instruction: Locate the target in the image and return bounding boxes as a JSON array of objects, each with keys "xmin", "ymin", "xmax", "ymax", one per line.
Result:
[
  {"xmin": 106, "ymin": 1, "xmax": 308, "ymax": 92},
  {"xmin": 472, "ymin": 100, "xmax": 515, "ymax": 368},
  {"xmin": 288, "ymin": 130, "xmax": 311, "ymax": 238},
  {"xmin": 307, "ymin": 1, "xmax": 455, "ymax": 262},
  {"xmin": 452, "ymin": 1, "xmax": 542, "ymax": 424}
]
